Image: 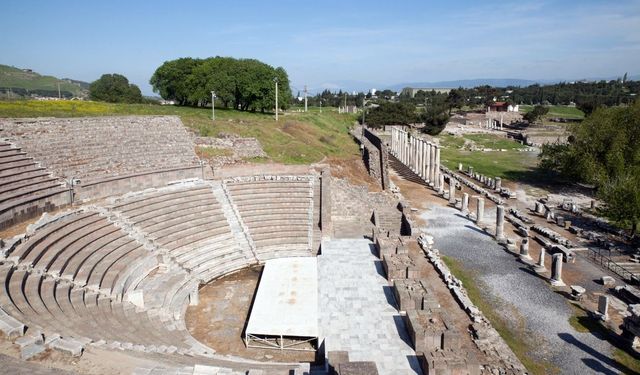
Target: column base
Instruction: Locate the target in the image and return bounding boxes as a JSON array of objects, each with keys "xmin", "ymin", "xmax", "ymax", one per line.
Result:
[{"xmin": 534, "ymin": 265, "xmax": 547, "ymax": 273}]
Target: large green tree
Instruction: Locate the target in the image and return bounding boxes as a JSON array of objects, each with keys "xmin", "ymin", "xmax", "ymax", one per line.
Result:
[
  {"xmin": 523, "ymin": 105, "xmax": 549, "ymax": 124},
  {"xmin": 364, "ymin": 102, "xmax": 417, "ymax": 128},
  {"xmin": 540, "ymin": 100, "xmax": 640, "ymax": 235},
  {"xmin": 149, "ymin": 56, "xmax": 291, "ymax": 112},
  {"xmin": 89, "ymin": 73, "xmax": 142, "ymax": 103}
]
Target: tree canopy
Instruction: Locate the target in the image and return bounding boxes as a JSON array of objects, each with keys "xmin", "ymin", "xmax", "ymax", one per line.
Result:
[
  {"xmin": 539, "ymin": 100, "xmax": 640, "ymax": 234},
  {"xmin": 150, "ymin": 56, "xmax": 291, "ymax": 112},
  {"xmin": 89, "ymin": 73, "xmax": 142, "ymax": 103},
  {"xmin": 523, "ymin": 105, "xmax": 549, "ymax": 124},
  {"xmin": 364, "ymin": 102, "xmax": 417, "ymax": 127}
]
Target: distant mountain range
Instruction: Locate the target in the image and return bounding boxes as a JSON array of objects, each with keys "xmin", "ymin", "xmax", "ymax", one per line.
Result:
[{"xmin": 0, "ymin": 64, "xmax": 89, "ymax": 98}]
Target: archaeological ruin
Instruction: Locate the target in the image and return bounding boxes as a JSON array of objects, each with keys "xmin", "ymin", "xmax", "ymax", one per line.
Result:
[{"xmin": 0, "ymin": 115, "xmax": 638, "ymax": 375}]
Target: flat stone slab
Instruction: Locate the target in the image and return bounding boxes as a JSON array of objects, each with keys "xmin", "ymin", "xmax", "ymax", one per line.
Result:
[
  {"xmin": 319, "ymin": 239, "xmax": 422, "ymax": 375},
  {"xmin": 338, "ymin": 361, "xmax": 380, "ymax": 375},
  {"xmin": 50, "ymin": 338, "xmax": 84, "ymax": 357},
  {"xmin": 20, "ymin": 343, "xmax": 45, "ymax": 360}
]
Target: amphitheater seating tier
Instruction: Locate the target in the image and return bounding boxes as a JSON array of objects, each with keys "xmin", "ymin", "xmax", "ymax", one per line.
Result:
[
  {"xmin": 110, "ymin": 184, "xmax": 256, "ymax": 281},
  {"xmin": 0, "ymin": 141, "xmax": 67, "ymax": 230},
  {"xmin": 224, "ymin": 178, "xmax": 314, "ymax": 260},
  {"xmin": 0, "ymin": 117, "xmax": 200, "ymax": 182},
  {"xmin": 0, "ymin": 175, "xmax": 319, "ymax": 372}
]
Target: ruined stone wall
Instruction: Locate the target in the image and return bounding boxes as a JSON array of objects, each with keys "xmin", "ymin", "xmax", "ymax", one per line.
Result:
[
  {"xmin": 331, "ymin": 178, "xmax": 396, "ymax": 234},
  {"xmin": 351, "ymin": 127, "xmax": 390, "ymax": 190},
  {"xmin": 194, "ymin": 135, "xmax": 266, "ymax": 159}
]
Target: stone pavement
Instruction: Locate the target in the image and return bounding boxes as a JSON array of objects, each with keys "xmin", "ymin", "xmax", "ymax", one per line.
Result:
[{"xmin": 318, "ymin": 239, "xmax": 422, "ymax": 375}]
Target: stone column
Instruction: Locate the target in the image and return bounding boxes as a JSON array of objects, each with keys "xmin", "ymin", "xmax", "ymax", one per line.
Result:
[
  {"xmin": 399, "ymin": 131, "xmax": 403, "ymax": 162},
  {"xmin": 426, "ymin": 143, "xmax": 432, "ymax": 183},
  {"xmin": 408, "ymin": 135, "xmax": 412, "ymax": 169},
  {"xmin": 438, "ymin": 174, "xmax": 445, "ymax": 195},
  {"xmin": 458, "ymin": 163, "xmax": 463, "ymax": 171},
  {"xmin": 468, "ymin": 166, "xmax": 474, "ymax": 176},
  {"xmin": 495, "ymin": 177, "xmax": 502, "ymax": 191},
  {"xmin": 598, "ymin": 295, "xmax": 609, "ymax": 321},
  {"xmin": 393, "ymin": 128, "xmax": 398, "ymax": 156},
  {"xmin": 519, "ymin": 237, "xmax": 531, "ymax": 260},
  {"xmin": 495, "ymin": 205, "xmax": 505, "ymax": 241},
  {"xmin": 422, "ymin": 141, "xmax": 428, "ymax": 179},
  {"xmin": 434, "ymin": 145, "xmax": 441, "ymax": 187},
  {"xmin": 413, "ymin": 138, "xmax": 420, "ymax": 174},
  {"xmin": 476, "ymin": 197, "xmax": 485, "ymax": 225},
  {"xmin": 462, "ymin": 193, "xmax": 469, "ymax": 214},
  {"xmin": 413, "ymin": 137, "xmax": 418, "ymax": 173},
  {"xmin": 550, "ymin": 253, "xmax": 565, "ymax": 286},
  {"xmin": 430, "ymin": 144, "xmax": 437, "ymax": 186},
  {"xmin": 448, "ymin": 178, "xmax": 456, "ymax": 204},
  {"xmin": 418, "ymin": 139, "xmax": 424, "ymax": 178},
  {"xmin": 535, "ymin": 247, "xmax": 547, "ymax": 272},
  {"xmin": 413, "ymin": 137, "xmax": 417, "ymax": 172},
  {"xmin": 403, "ymin": 132, "xmax": 408, "ymax": 165}
]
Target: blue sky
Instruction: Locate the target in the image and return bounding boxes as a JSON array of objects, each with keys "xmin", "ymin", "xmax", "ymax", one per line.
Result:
[{"xmin": 3, "ymin": 0, "xmax": 640, "ymax": 94}]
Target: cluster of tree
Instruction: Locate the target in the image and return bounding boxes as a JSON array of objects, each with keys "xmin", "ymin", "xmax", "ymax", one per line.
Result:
[
  {"xmin": 539, "ymin": 100, "xmax": 640, "ymax": 235},
  {"xmin": 522, "ymin": 105, "xmax": 549, "ymax": 124},
  {"xmin": 89, "ymin": 74, "xmax": 143, "ymax": 103},
  {"xmin": 362, "ymin": 99, "xmax": 450, "ymax": 135},
  {"xmin": 150, "ymin": 57, "xmax": 291, "ymax": 112},
  {"xmin": 293, "ymin": 89, "xmax": 365, "ymax": 108},
  {"xmin": 397, "ymin": 78, "xmax": 639, "ymax": 114},
  {"xmin": 364, "ymin": 102, "xmax": 417, "ymax": 126}
]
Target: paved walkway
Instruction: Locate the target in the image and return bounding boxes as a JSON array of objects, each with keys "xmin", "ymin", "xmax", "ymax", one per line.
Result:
[{"xmin": 318, "ymin": 239, "xmax": 422, "ymax": 375}]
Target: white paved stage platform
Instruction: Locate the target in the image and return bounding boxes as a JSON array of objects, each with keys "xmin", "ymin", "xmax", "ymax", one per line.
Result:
[
  {"xmin": 246, "ymin": 257, "xmax": 318, "ymax": 348},
  {"xmin": 318, "ymin": 239, "xmax": 422, "ymax": 375}
]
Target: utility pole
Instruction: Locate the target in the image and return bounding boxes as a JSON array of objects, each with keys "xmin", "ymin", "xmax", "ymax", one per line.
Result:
[
  {"xmin": 344, "ymin": 93, "xmax": 347, "ymax": 111},
  {"xmin": 57, "ymin": 82, "xmax": 61, "ymax": 99},
  {"xmin": 274, "ymin": 77, "xmax": 279, "ymax": 121},
  {"xmin": 304, "ymin": 85, "xmax": 308, "ymax": 112},
  {"xmin": 319, "ymin": 99, "xmax": 322, "ymax": 113},
  {"xmin": 211, "ymin": 91, "xmax": 216, "ymax": 120}
]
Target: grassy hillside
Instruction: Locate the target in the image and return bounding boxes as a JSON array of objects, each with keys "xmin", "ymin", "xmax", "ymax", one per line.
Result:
[
  {"xmin": 0, "ymin": 64, "xmax": 88, "ymax": 98},
  {"xmin": 0, "ymin": 100, "xmax": 360, "ymax": 164},
  {"xmin": 520, "ymin": 104, "xmax": 584, "ymax": 120}
]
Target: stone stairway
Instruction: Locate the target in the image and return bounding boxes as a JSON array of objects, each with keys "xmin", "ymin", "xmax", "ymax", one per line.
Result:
[{"xmin": 209, "ymin": 181, "xmax": 258, "ymax": 262}]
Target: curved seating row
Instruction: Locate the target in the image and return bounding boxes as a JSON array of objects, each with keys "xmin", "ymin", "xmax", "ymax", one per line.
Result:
[
  {"xmin": 110, "ymin": 184, "xmax": 256, "ymax": 282},
  {"xmin": 0, "ymin": 176, "xmax": 318, "ymax": 370},
  {"xmin": 0, "ymin": 211, "xmax": 209, "ymax": 355},
  {"xmin": 0, "ymin": 141, "xmax": 68, "ymax": 230},
  {"xmin": 224, "ymin": 178, "xmax": 314, "ymax": 260},
  {"xmin": 0, "ymin": 117, "xmax": 200, "ymax": 181}
]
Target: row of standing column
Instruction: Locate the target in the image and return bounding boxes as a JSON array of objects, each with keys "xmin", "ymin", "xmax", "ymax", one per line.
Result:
[{"xmin": 390, "ymin": 127, "xmax": 441, "ymax": 188}]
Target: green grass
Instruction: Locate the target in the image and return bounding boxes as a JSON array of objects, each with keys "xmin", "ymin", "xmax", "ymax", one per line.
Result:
[
  {"xmin": 520, "ymin": 104, "xmax": 585, "ymax": 120},
  {"xmin": 195, "ymin": 146, "xmax": 233, "ymax": 158},
  {"xmin": 441, "ymin": 256, "xmax": 558, "ymax": 375},
  {"xmin": 0, "ymin": 100, "xmax": 360, "ymax": 165},
  {"xmin": 438, "ymin": 134, "xmax": 541, "ymax": 182}
]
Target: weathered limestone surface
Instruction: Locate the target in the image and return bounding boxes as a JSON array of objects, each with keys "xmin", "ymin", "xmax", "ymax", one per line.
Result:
[{"xmin": 393, "ymin": 279, "xmax": 440, "ymax": 312}]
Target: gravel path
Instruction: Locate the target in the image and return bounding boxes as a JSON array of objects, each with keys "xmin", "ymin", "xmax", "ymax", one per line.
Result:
[{"xmin": 419, "ymin": 204, "xmax": 620, "ymax": 375}]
